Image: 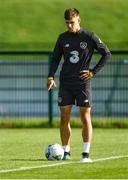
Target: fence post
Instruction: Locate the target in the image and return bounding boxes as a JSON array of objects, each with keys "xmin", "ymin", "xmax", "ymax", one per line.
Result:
[{"xmin": 48, "ymin": 53, "xmax": 53, "ymax": 126}]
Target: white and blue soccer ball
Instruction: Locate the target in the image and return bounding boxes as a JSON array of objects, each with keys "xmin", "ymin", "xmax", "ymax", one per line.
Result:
[{"xmin": 45, "ymin": 144, "xmax": 64, "ymax": 160}]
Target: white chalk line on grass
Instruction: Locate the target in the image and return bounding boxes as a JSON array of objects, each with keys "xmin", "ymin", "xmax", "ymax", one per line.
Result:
[
  {"xmin": 93, "ymin": 154, "xmax": 128, "ymax": 162},
  {"xmin": 0, "ymin": 155, "xmax": 128, "ymax": 173},
  {"xmin": 0, "ymin": 162, "xmax": 70, "ymax": 173}
]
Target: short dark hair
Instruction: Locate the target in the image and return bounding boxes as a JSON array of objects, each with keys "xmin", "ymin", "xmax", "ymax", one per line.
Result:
[{"xmin": 64, "ymin": 8, "xmax": 80, "ymax": 20}]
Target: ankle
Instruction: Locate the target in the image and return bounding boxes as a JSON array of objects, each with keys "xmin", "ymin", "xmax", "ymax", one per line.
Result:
[
  {"xmin": 64, "ymin": 151, "xmax": 71, "ymax": 156},
  {"xmin": 63, "ymin": 145, "xmax": 70, "ymax": 152},
  {"xmin": 82, "ymin": 152, "xmax": 89, "ymax": 158}
]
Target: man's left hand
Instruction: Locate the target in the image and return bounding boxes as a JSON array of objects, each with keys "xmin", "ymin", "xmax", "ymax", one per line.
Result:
[{"xmin": 80, "ymin": 70, "xmax": 94, "ymax": 80}]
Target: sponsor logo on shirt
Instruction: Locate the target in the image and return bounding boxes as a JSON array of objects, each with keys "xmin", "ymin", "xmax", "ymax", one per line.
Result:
[
  {"xmin": 80, "ymin": 42, "xmax": 87, "ymax": 49},
  {"xmin": 84, "ymin": 99, "xmax": 89, "ymax": 103},
  {"xmin": 65, "ymin": 44, "xmax": 69, "ymax": 47},
  {"xmin": 69, "ymin": 51, "xmax": 79, "ymax": 63}
]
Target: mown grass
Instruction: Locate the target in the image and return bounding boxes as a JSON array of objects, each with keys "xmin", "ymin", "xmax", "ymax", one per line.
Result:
[
  {"xmin": 0, "ymin": 0, "xmax": 128, "ymax": 50},
  {"xmin": 0, "ymin": 128, "xmax": 128, "ymax": 179}
]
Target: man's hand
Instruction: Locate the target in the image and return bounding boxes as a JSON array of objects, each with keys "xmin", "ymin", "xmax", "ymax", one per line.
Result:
[
  {"xmin": 47, "ymin": 79, "xmax": 56, "ymax": 91},
  {"xmin": 80, "ymin": 70, "xmax": 94, "ymax": 80}
]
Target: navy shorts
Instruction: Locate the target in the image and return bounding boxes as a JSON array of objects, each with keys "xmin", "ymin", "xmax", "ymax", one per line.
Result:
[{"xmin": 58, "ymin": 81, "xmax": 92, "ymax": 107}]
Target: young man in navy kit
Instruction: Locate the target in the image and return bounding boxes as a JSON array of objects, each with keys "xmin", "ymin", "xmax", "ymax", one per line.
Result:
[{"xmin": 47, "ymin": 8, "xmax": 111, "ymax": 162}]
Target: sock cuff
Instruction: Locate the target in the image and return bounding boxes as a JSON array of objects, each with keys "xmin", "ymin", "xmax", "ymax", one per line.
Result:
[
  {"xmin": 63, "ymin": 145, "xmax": 70, "ymax": 152},
  {"xmin": 83, "ymin": 142, "xmax": 91, "ymax": 153}
]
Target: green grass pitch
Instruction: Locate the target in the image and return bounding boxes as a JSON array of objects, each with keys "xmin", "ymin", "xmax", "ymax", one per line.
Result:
[{"xmin": 0, "ymin": 128, "xmax": 128, "ymax": 179}]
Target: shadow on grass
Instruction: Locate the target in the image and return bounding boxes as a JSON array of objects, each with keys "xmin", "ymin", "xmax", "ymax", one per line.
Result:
[{"xmin": 6, "ymin": 158, "xmax": 47, "ymax": 162}]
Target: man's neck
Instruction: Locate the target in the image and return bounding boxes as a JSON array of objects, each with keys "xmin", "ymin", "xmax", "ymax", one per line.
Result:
[{"xmin": 69, "ymin": 26, "xmax": 81, "ymax": 33}]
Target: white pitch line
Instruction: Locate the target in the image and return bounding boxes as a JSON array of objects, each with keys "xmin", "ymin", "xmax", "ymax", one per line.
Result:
[
  {"xmin": 0, "ymin": 162, "xmax": 71, "ymax": 173},
  {"xmin": 92, "ymin": 155, "xmax": 128, "ymax": 162},
  {"xmin": 0, "ymin": 155, "xmax": 128, "ymax": 173}
]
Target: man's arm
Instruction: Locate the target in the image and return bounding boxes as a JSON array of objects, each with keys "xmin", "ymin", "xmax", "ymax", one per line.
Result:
[
  {"xmin": 47, "ymin": 35, "xmax": 63, "ymax": 90},
  {"xmin": 90, "ymin": 33, "xmax": 111, "ymax": 75},
  {"xmin": 48, "ymin": 35, "xmax": 63, "ymax": 78}
]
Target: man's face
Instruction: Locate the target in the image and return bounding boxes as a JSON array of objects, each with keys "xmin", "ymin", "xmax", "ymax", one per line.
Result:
[{"xmin": 65, "ymin": 16, "xmax": 80, "ymax": 33}]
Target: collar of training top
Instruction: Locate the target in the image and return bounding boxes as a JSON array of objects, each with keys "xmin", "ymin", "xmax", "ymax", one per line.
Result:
[{"xmin": 67, "ymin": 27, "xmax": 83, "ymax": 35}]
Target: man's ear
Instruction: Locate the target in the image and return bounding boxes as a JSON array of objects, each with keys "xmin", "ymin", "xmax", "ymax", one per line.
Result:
[{"xmin": 78, "ymin": 18, "xmax": 81, "ymax": 24}]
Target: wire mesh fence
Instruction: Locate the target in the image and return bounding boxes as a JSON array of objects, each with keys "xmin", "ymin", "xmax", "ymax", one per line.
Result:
[{"xmin": 0, "ymin": 51, "xmax": 127, "ymax": 127}]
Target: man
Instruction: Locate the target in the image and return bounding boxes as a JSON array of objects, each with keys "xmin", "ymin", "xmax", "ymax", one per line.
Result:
[{"xmin": 47, "ymin": 8, "xmax": 111, "ymax": 162}]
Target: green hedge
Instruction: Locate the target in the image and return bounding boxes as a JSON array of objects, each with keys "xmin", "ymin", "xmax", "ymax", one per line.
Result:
[{"xmin": 0, "ymin": 0, "xmax": 128, "ymax": 50}]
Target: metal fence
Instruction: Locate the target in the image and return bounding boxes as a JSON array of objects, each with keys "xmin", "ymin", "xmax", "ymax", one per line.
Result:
[
  {"xmin": 0, "ymin": 51, "xmax": 128, "ymax": 124},
  {"xmin": 0, "ymin": 51, "xmax": 50, "ymax": 118}
]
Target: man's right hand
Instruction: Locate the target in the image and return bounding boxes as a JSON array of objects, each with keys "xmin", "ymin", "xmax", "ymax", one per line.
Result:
[{"xmin": 47, "ymin": 79, "xmax": 56, "ymax": 91}]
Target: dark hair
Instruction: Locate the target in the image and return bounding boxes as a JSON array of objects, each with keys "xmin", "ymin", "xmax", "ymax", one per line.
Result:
[{"xmin": 64, "ymin": 8, "xmax": 80, "ymax": 20}]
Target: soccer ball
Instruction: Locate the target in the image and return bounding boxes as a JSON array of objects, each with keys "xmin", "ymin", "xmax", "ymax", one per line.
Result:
[{"xmin": 45, "ymin": 144, "xmax": 64, "ymax": 160}]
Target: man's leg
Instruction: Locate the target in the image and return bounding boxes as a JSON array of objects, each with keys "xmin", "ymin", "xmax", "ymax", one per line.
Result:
[
  {"xmin": 79, "ymin": 107, "xmax": 92, "ymax": 162},
  {"xmin": 60, "ymin": 105, "xmax": 72, "ymax": 160}
]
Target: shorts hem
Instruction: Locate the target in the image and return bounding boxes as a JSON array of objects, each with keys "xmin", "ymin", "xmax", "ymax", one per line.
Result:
[{"xmin": 58, "ymin": 103, "xmax": 75, "ymax": 106}]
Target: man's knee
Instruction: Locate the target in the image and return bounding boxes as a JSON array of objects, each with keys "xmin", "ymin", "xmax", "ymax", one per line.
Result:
[
  {"xmin": 80, "ymin": 107, "xmax": 91, "ymax": 116},
  {"xmin": 60, "ymin": 106, "xmax": 72, "ymax": 122}
]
